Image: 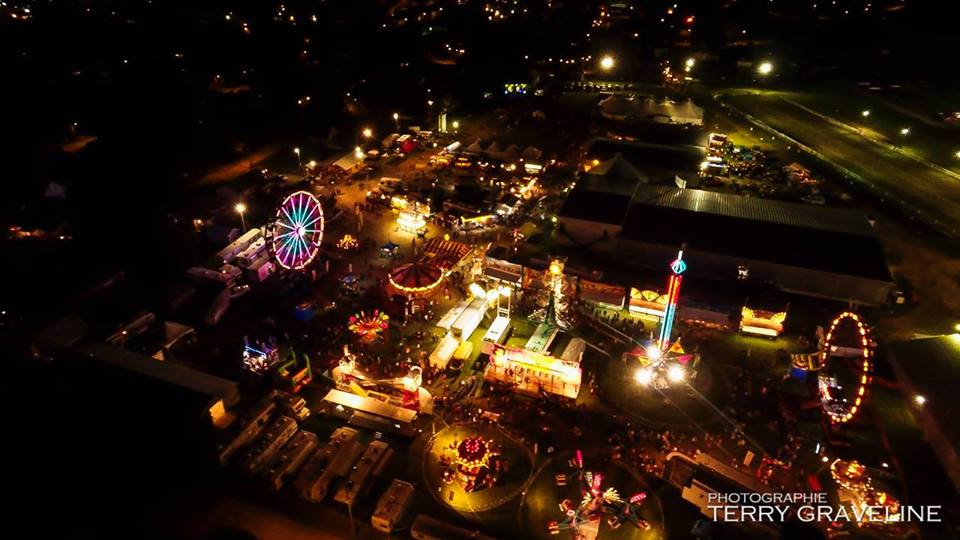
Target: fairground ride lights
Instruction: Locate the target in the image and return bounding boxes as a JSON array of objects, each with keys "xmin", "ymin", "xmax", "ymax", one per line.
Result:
[
  {"xmin": 388, "ymin": 272, "xmax": 444, "ymax": 294},
  {"xmin": 819, "ymin": 312, "xmax": 873, "ymax": 424}
]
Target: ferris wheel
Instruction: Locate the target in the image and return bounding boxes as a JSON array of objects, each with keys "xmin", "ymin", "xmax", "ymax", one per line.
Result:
[
  {"xmin": 818, "ymin": 311, "xmax": 873, "ymax": 425},
  {"xmin": 269, "ymin": 190, "xmax": 324, "ymax": 270}
]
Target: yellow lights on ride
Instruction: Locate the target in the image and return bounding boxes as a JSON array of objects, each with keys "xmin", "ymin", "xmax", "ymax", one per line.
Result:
[
  {"xmin": 820, "ymin": 311, "xmax": 874, "ymax": 424},
  {"xmin": 468, "ymin": 282, "xmax": 487, "ymax": 299}
]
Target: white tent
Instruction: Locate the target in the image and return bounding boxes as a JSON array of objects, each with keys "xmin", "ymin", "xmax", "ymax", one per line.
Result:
[{"xmin": 465, "ymin": 139, "xmax": 484, "ymax": 154}]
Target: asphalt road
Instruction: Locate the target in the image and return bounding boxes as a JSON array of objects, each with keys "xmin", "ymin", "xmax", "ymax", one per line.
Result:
[{"xmin": 722, "ymin": 93, "xmax": 960, "ymax": 237}]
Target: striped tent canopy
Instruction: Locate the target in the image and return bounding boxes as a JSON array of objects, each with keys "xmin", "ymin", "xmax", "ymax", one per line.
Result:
[
  {"xmin": 421, "ymin": 237, "xmax": 472, "ymax": 270},
  {"xmin": 388, "ymin": 262, "xmax": 444, "ymax": 296}
]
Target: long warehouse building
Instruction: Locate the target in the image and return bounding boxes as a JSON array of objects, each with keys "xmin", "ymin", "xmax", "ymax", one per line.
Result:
[{"xmin": 560, "ymin": 185, "xmax": 894, "ymax": 305}]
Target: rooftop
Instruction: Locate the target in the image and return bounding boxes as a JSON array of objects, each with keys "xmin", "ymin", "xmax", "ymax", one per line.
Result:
[
  {"xmin": 558, "ymin": 189, "xmax": 633, "ymax": 226},
  {"xmin": 585, "ymin": 138, "xmax": 706, "ymax": 176},
  {"xmin": 621, "ymin": 186, "xmax": 891, "ymax": 282},
  {"xmin": 73, "ymin": 343, "xmax": 239, "ymax": 410},
  {"xmin": 580, "ymin": 153, "xmax": 648, "ymax": 195},
  {"xmin": 631, "ymin": 185, "xmax": 876, "ymax": 236}
]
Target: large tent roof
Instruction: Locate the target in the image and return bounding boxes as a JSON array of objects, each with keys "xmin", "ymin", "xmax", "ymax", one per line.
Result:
[{"xmin": 389, "ymin": 262, "xmax": 444, "ymax": 292}]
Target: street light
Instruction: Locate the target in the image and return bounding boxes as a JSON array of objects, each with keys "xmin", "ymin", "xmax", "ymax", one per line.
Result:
[
  {"xmin": 452, "ymin": 120, "xmax": 460, "ymax": 131},
  {"xmin": 599, "ymin": 55, "xmax": 615, "ymax": 72},
  {"xmin": 234, "ymin": 202, "xmax": 247, "ymax": 231},
  {"xmin": 955, "ymin": 150, "xmax": 960, "ymax": 159},
  {"xmin": 900, "ymin": 127, "xmax": 911, "ymax": 136},
  {"xmin": 293, "ymin": 147, "xmax": 301, "ymax": 167},
  {"xmin": 393, "ymin": 112, "xmax": 400, "ymax": 130},
  {"xmin": 685, "ymin": 57, "xmax": 695, "ymax": 73},
  {"xmin": 914, "ymin": 394, "xmax": 926, "ymax": 406},
  {"xmin": 757, "ymin": 61, "xmax": 773, "ymax": 75},
  {"xmin": 362, "ymin": 127, "xmax": 373, "ymax": 139},
  {"xmin": 861, "ymin": 109, "xmax": 871, "ymax": 117}
]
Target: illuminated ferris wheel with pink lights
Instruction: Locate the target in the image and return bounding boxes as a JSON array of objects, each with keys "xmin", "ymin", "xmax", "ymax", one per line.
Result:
[{"xmin": 269, "ymin": 191, "xmax": 324, "ymax": 270}]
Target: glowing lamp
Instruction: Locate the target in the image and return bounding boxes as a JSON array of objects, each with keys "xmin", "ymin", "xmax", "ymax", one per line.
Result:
[
  {"xmin": 667, "ymin": 364, "xmax": 685, "ymax": 383},
  {"xmin": 469, "ymin": 283, "xmax": 487, "ymax": 298}
]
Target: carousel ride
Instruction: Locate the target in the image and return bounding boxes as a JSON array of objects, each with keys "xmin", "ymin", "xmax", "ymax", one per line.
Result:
[
  {"xmin": 439, "ymin": 435, "xmax": 504, "ymax": 492},
  {"xmin": 817, "ymin": 312, "xmax": 874, "ymax": 425},
  {"xmin": 387, "ymin": 261, "xmax": 445, "ymax": 297},
  {"xmin": 548, "ymin": 450, "xmax": 650, "ymax": 540}
]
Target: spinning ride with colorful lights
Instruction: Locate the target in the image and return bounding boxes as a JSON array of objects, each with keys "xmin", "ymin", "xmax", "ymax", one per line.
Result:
[
  {"xmin": 549, "ymin": 450, "xmax": 650, "ymax": 539},
  {"xmin": 817, "ymin": 312, "xmax": 874, "ymax": 425},
  {"xmin": 336, "ymin": 233, "xmax": 359, "ymax": 250},
  {"xmin": 268, "ymin": 191, "xmax": 324, "ymax": 270},
  {"xmin": 440, "ymin": 435, "xmax": 504, "ymax": 492},
  {"xmin": 348, "ymin": 309, "xmax": 389, "ymax": 343}
]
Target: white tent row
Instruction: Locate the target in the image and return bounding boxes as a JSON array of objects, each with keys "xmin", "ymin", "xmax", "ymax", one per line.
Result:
[{"xmin": 461, "ymin": 139, "xmax": 544, "ymax": 161}]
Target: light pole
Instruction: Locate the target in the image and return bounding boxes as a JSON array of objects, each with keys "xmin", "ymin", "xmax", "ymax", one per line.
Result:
[
  {"xmin": 234, "ymin": 202, "xmax": 247, "ymax": 231},
  {"xmin": 293, "ymin": 147, "xmax": 301, "ymax": 167},
  {"xmin": 599, "ymin": 54, "xmax": 615, "ymax": 72}
]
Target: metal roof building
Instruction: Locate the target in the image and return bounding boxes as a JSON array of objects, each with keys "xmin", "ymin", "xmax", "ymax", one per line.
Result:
[{"xmin": 617, "ymin": 186, "xmax": 893, "ymax": 304}]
